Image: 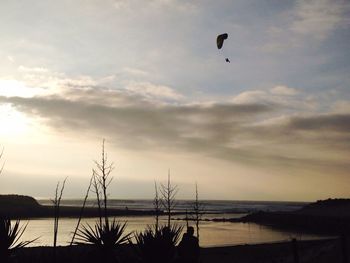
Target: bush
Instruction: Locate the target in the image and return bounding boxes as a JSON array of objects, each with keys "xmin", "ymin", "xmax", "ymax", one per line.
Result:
[
  {"xmin": 74, "ymin": 218, "xmax": 131, "ymax": 249},
  {"xmin": 135, "ymin": 224, "xmax": 183, "ymax": 263},
  {"xmin": 0, "ymin": 218, "xmax": 36, "ymax": 262}
]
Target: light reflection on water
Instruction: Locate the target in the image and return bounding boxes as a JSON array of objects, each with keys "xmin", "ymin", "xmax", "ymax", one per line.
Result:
[{"xmin": 20, "ymin": 215, "xmax": 327, "ymax": 247}]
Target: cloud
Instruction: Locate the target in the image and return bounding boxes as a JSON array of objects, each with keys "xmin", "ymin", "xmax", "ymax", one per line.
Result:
[
  {"xmin": 113, "ymin": 0, "xmax": 196, "ymax": 12},
  {"xmin": 18, "ymin": 66, "xmax": 49, "ymax": 73},
  {"xmin": 124, "ymin": 81, "xmax": 184, "ymax": 102},
  {"xmin": 291, "ymin": 0, "xmax": 350, "ymax": 40},
  {"xmin": 270, "ymin": 85, "xmax": 298, "ymax": 96},
  {"xmin": 122, "ymin": 67, "xmax": 149, "ymax": 77},
  {"xmin": 7, "ymin": 56, "xmax": 14, "ymax": 63},
  {"xmin": 331, "ymin": 100, "xmax": 350, "ymax": 114},
  {"xmin": 231, "ymin": 86, "xmax": 305, "ymax": 110},
  {"xmin": 0, "ymin": 90, "xmax": 271, "ymax": 152},
  {"xmin": 231, "ymin": 90, "xmax": 267, "ymax": 105},
  {"xmin": 288, "ymin": 114, "xmax": 350, "ymax": 133},
  {"xmin": 261, "ymin": 0, "xmax": 350, "ymax": 52},
  {"xmin": 1, "ymin": 85, "xmax": 349, "ymax": 175}
]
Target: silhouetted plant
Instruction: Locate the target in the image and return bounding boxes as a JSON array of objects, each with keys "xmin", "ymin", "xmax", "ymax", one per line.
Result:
[
  {"xmin": 135, "ymin": 224, "xmax": 183, "ymax": 263},
  {"xmin": 92, "ymin": 172, "xmax": 103, "ymax": 225},
  {"xmin": 74, "ymin": 218, "xmax": 131, "ymax": 262},
  {"xmin": 0, "ymin": 218, "xmax": 36, "ymax": 262},
  {"xmin": 70, "ymin": 173, "xmax": 94, "ymax": 246},
  {"xmin": 74, "ymin": 141, "xmax": 131, "ymax": 262},
  {"xmin": 193, "ymin": 182, "xmax": 205, "ymax": 241},
  {"xmin": 93, "ymin": 139, "xmax": 114, "ymax": 228},
  {"xmin": 0, "ymin": 147, "xmax": 4, "ymax": 175},
  {"xmin": 74, "ymin": 219, "xmax": 131, "ymax": 248},
  {"xmin": 52, "ymin": 178, "xmax": 67, "ymax": 248},
  {"xmin": 153, "ymin": 181, "xmax": 161, "ymax": 231},
  {"xmin": 160, "ymin": 170, "xmax": 178, "ymax": 228}
]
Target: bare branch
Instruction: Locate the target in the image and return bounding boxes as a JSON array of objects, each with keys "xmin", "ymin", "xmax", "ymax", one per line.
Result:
[
  {"xmin": 93, "ymin": 139, "xmax": 115, "ymax": 228},
  {"xmin": 0, "ymin": 147, "xmax": 4, "ymax": 175},
  {"xmin": 70, "ymin": 173, "xmax": 94, "ymax": 246},
  {"xmin": 193, "ymin": 182, "xmax": 205, "ymax": 241},
  {"xmin": 53, "ymin": 177, "xmax": 68, "ymax": 259},
  {"xmin": 160, "ymin": 169, "xmax": 178, "ymax": 228}
]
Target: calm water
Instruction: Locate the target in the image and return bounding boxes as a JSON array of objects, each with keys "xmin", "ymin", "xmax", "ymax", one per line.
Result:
[
  {"xmin": 19, "ymin": 199, "xmax": 328, "ymax": 247},
  {"xmin": 21, "ymin": 215, "xmax": 326, "ymax": 247}
]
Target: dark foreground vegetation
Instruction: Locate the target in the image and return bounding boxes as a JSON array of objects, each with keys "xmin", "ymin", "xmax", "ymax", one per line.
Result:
[{"xmin": 6, "ymin": 238, "xmax": 349, "ymax": 263}]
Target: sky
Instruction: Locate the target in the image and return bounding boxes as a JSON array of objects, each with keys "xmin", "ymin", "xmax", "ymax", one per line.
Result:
[{"xmin": 0, "ymin": 0, "xmax": 349, "ymax": 201}]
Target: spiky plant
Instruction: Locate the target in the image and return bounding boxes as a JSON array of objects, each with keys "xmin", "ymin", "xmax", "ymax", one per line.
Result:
[
  {"xmin": 135, "ymin": 224, "xmax": 183, "ymax": 263},
  {"xmin": 0, "ymin": 218, "xmax": 36, "ymax": 261},
  {"xmin": 74, "ymin": 218, "xmax": 131, "ymax": 250}
]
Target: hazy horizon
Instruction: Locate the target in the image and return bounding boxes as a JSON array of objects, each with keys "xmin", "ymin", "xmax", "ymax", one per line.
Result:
[{"xmin": 1, "ymin": 0, "xmax": 349, "ymax": 202}]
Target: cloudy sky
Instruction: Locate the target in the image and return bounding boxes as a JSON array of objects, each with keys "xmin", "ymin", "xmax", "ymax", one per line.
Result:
[{"xmin": 0, "ymin": 0, "xmax": 349, "ymax": 201}]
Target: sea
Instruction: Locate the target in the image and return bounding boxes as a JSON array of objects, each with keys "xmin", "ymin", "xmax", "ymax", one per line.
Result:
[{"xmin": 20, "ymin": 199, "xmax": 329, "ymax": 247}]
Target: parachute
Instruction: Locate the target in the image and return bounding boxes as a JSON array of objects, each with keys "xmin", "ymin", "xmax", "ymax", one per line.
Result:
[{"xmin": 216, "ymin": 33, "xmax": 228, "ymax": 49}]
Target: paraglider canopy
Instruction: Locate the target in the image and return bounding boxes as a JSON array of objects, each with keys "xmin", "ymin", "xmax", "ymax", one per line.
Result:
[{"xmin": 217, "ymin": 33, "xmax": 228, "ymax": 49}]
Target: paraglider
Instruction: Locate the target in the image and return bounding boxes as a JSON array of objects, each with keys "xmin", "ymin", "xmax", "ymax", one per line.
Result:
[
  {"xmin": 216, "ymin": 33, "xmax": 230, "ymax": 63},
  {"xmin": 216, "ymin": 33, "xmax": 228, "ymax": 49}
]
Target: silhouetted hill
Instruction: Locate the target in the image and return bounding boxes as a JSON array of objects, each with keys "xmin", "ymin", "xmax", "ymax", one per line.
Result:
[
  {"xmin": 230, "ymin": 198, "xmax": 350, "ymax": 234},
  {"xmin": 0, "ymin": 194, "xmax": 41, "ymax": 207},
  {"xmin": 0, "ymin": 194, "xmax": 159, "ymax": 218},
  {"xmin": 296, "ymin": 198, "xmax": 350, "ymax": 217},
  {"xmin": 0, "ymin": 194, "xmax": 43, "ymax": 218}
]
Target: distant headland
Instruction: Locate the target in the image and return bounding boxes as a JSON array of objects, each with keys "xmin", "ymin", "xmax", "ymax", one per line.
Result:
[
  {"xmin": 217, "ymin": 198, "xmax": 350, "ymax": 235},
  {"xmin": 0, "ymin": 194, "xmax": 158, "ymax": 218}
]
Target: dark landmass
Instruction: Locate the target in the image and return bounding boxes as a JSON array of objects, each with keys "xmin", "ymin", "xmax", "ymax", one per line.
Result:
[
  {"xmin": 0, "ymin": 195, "xmax": 159, "ymax": 219},
  {"xmin": 13, "ymin": 238, "xmax": 349, "ymax": 263},
  {"xmin": 213, "ymin": 198, "xmax": 350, "ymax": 235}
]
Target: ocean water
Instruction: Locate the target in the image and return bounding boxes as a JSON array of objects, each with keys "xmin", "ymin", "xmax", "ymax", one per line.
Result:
[
  {"xmin": 37, "ymin": 199, "xmax": 306, "ymax": 214},
  {"xmin": 19, "ymin": 199, "xmax": 328, "ymax": 247}
]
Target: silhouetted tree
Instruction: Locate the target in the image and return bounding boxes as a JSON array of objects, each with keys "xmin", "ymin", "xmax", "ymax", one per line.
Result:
[
  {"xmin": 92, "ymin": 171, "xmax": 103, "ymax": 225},
  {"xmin": 0, "ymin": 147, "xmax": 4, "ymax": 176},
  {"xmin": 52, "ymin": 177, "xmax": 67, "ymax": 262},
  {"xmin": 153, "ymin": 181, "xmax": 161, "ymax": 231},
  {"xmin": 160, "ymin": 170, "xmax": 178, "ymax": 228},
  {"xmin": 193, "ymin": 182, "xmax": 204, "ymax": 241},
  {"xmin": 93, "ymin": 139, "xmax": 114, "ymax": 228},
  {"xmin": 74, "ymin": 140, "xmax": 131, "ymax": 263}
]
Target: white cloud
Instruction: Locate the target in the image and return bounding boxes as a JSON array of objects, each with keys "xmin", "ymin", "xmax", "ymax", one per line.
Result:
[
  {"xmin": 7, "ymin": 56, "xmax": 14, "ymax": 63},
  {"xmin": 331, "ymin": 100, "xmax": 350, "ymax": 114},
  {"xmin": 291, "ymin": 0, "xmax": 350, "ymax": 40},
  {"xmin": 232, "ymin": 86, "xmax": 298, "ymax": 105},
  {"xmin": 124, "ymin": 81, "xmax": 184, "ymax": 101},
  {"xmin": 270, "ymin": 85, "xmax": 298, "ymax": 96},
  {"xmin": 122, "ymin": 67, "xmax": 149, "ymax": 77},
  {"xmin": 261, "ymin": 0, "xmax": 350, "ymax": 52},
  {"xmin": 18, "ymin": 66, "xmax": 49, "ymax": 73},
  {"xmin": 231, "ymin": 90, "xmax": 267, "ymax": 104},
  {"xmin": 0, "ymin": 79, "xmax": 44, "ymax": 98}
]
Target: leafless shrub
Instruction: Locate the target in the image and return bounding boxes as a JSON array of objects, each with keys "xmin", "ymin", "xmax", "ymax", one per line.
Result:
[{"xmin": 160, "ymin": 170, "xmax": 178, "ymax": 228}]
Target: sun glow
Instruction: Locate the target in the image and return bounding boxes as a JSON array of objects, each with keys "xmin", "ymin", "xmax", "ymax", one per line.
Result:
[
  {"xmin": 0, "ymin": 79, "xmax": 42, "ymax": 98},
  {"xmin": 0, "ymin": 104, "xmax": 31, "ymax": 137}
]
